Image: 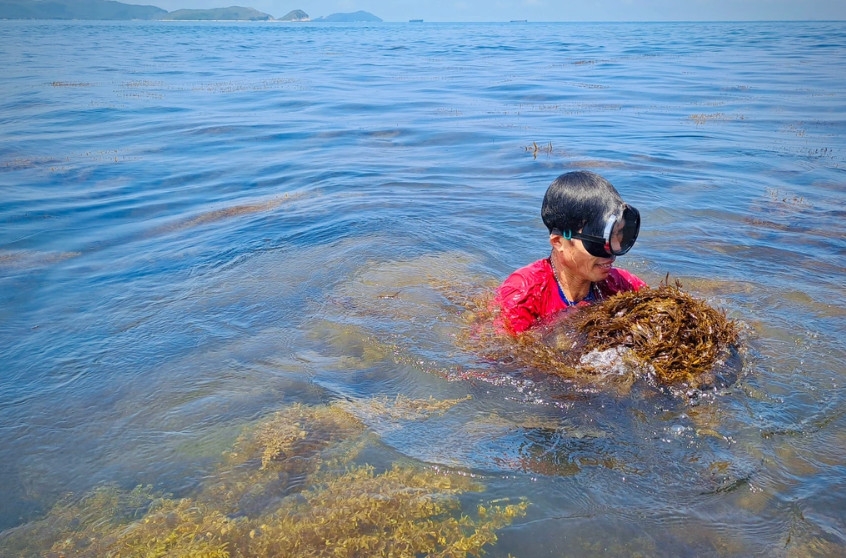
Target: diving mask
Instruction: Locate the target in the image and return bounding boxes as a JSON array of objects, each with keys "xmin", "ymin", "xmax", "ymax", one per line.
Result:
[{"xmin": 553, "ymin": 204, "xmax": 640, "ymax": 258}]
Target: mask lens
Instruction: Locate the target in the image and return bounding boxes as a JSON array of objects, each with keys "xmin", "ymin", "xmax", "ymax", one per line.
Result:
[
  {"xmin": 567, "ymin": 204, "xmax": 641, "ymax": 258},
  {"xmin": 610, "ymin": 205, "xmax": 640, "ymax": 255}
]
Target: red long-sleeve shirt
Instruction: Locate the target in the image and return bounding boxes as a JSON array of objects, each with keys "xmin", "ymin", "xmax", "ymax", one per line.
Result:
[{"xmin": 495, "ymin": 258, "xmax": 646, "ymax": 334}]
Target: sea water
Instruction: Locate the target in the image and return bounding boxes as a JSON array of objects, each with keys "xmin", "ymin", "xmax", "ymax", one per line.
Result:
[{"xmin": 1, "ymin": 20, "xmax": 844, "ymax": 555}]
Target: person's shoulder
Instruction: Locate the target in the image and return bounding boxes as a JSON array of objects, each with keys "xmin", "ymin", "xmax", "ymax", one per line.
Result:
[
  {"xmin": 602, "ymin": 267, "xmax": 647, "ymax": 294},
  {"xmin": 497, "ymin": 258, "xmax": 553, "ymax": 311},
  {"xmin": 494, "ymin": 258, "xmax": 553, "ymax": 334},
  {"xmin": 500, "ymin": 258, "xmax": 550, "ymax": 287}
]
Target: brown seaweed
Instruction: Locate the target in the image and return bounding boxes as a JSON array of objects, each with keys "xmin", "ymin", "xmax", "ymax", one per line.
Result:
[
  {"xmin": 561, "ymin": 280, "xmax": 740, "ymax": 388},
  {"xmin": 458, "ymin": 278, "xmax": 741, "ymax": 391},
  {"xmin": 0, "ymin": 400, "xmax": 526, "ymax": 558}
]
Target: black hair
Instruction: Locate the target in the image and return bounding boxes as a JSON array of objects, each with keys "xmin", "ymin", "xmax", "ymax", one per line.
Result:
[{"xmin": 541, "ymin": 171, "xmax": 624, "ymax": 237}]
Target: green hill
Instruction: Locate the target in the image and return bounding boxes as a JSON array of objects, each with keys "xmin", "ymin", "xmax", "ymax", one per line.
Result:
[
  {"xmin": 313, "ymin": 10, "xmax": 382, "ymax": 22},
  {"xmin": 159, "ymin": 6, "xmax": 273, "ymax": 21},
  {"xmin": 0, "ymin": 1, "xmax": 316, "ymax": 22},
  {"xmin": 279, "ymin": 9, "xmax": 309, "ymax": 21},
  {"xmin": 0, "ymin": 0, "xmax": 166, "ymax": 19}
]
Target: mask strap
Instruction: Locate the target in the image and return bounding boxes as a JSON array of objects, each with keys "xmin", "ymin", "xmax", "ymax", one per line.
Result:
[{"xmin": 551, "ymin": 228, "xmax": 573, "ymax": 240}]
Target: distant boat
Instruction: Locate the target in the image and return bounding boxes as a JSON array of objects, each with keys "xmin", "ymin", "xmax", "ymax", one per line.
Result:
[
  {"xmin": 510, "ymin": 19, "xmax": 528, "ymax": 22},
  {"xmin": 409, "ymin": 19, "xmax": 423, "ymax": 22}
]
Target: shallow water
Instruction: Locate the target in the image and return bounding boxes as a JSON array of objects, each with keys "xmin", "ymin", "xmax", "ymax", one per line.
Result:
[{"xmin": 1, "ymin": 20, "xmax": 845, "ymax": 556}]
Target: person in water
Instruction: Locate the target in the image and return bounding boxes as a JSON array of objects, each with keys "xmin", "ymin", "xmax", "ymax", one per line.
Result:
[{"xmin": 496, "ymin": 170, "xmax": 647, "ymax": 334}]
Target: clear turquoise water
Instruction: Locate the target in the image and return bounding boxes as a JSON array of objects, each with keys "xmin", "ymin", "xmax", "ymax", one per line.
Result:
[{"xmin": 1, "ymin": 20, "xmax": 845, "ymax": 555}]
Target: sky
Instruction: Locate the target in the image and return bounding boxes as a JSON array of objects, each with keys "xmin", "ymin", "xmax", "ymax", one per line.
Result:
[{"xmin": 142, "ymin": 0, "xmax": 846, "ymax": 22}]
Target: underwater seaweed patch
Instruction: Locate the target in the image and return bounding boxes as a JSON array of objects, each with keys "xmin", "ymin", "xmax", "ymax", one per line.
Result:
[
  {"xmin": 201, "ymin": 402, "xmax": 371, "ymax": 519},
  {"xmin": 0, "ymin": 484, "xmax": 168, "ymax": 557},
  {"xmin": 243, "ymin": 464, "xmax": 527, "ymax": 558},
  {"xmin": 248, "ymin": 402, "xmax": 366, "ymax": 470},
  {"xmin": 0, "ymin": 400, "xmax": 526, "ymax": 558},
  {"xmin": 338, "ymin": 394, "xmax": 473, "ymax": 423}
]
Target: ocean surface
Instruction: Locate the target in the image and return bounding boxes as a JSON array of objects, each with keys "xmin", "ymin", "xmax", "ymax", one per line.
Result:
[{"xmin": 1, "ymin": 19, "xmax": 844, "ymax": 556}]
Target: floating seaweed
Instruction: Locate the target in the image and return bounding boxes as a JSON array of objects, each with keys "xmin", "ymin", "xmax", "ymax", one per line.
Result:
[
  {"xmin": 0, "ymin": 399, "xmax": 526, "ymax": 558},
  {"xmin": 525, "ymin": 140, "xmax": 554, "ymax": 159}
]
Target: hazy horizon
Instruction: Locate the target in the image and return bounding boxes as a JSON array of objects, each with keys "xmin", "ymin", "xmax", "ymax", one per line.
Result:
[{"xmin": 133, "ymin": 0, "xmax": 846, "ymax": 22}]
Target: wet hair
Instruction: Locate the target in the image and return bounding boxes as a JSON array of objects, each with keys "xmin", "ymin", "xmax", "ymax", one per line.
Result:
[{"xmin": 541, "ymin": 171, "xmax": 625, "ymax": 237}]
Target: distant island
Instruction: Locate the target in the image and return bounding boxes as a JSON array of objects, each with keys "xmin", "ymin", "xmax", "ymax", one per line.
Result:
[
  {"xmin": 0, "ymin": 1, "xmax": 381, "ymax": 22},
  {"xmin": 0, "ymin": 0, "xmax": 166, "ymax": 20},
  {"xmin": 160, "ymin": 7, "xmax": 272, "ymax": 21},
  {"xmin": 280, "ymin": 9, "xmax": 309, "ymax": 22},
  {"xmin": 312, "ymin": 10, "xmax": 382, "ymax": 22}
]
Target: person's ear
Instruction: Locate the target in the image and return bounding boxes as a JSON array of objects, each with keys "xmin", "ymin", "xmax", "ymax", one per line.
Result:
[{"xmin": 549, "ymin": 233, "xmax": 568, "ymax": 252}]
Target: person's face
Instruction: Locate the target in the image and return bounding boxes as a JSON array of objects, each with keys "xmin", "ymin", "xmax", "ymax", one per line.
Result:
[{"xmin": 552, "ymin": 233, "xmax": 615, "ymax": 283}]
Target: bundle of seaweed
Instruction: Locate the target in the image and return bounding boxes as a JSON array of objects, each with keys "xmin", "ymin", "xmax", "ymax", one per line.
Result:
[
  {"xmin": 457, "ymin": 279, "xmax": 741, "ymax": 392},
  {"xmin": 560, "ymin": 280, "xmax": 740, "ymax": 389}
]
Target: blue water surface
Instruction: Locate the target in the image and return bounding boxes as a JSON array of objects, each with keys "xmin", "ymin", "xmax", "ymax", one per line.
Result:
[{"xmin": 1, "ymin": 20, "xmax": 845, "ymax": 556}]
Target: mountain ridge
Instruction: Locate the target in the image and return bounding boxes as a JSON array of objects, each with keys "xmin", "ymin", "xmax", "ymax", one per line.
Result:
[
  {"xmin": 312, "ymin": 10, "xmax": 382, "ymax": 22},
  {"xmin": 0, "ymin": 1, "xmax": 382, "ymax": 22},
  {"xmin": 0, "ymin": 0, "xmax": 166, "ymax": 20},
  {"xmin": 159, "ymin": 6, "xmax": 272, "ymax": 21}
]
